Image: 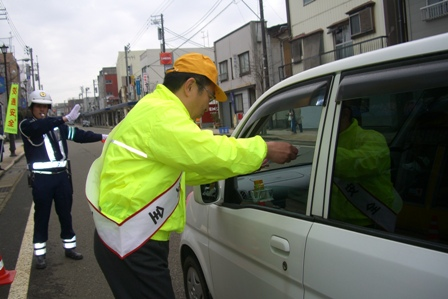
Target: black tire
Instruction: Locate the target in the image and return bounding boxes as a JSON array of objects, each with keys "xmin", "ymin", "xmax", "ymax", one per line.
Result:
[{"xmin": 182, "ymin": 255, "xmax": 212, "ymax": 299}]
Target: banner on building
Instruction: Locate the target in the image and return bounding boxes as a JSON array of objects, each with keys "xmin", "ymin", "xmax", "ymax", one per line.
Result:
[
  {"xmin": 4, "ymin": 83, "xmax": 19, "ymax": 134},
  {"xmin": 160, "ymin": 52, "xmax": 173, "ymax": 65}
]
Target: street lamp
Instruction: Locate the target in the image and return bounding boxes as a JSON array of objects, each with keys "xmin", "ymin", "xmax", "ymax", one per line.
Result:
[
  {"xmin": 1, "ymin": 44, "xmax": 9, "ymax": 100},
  {"xmin": 0, "ymin": 44, "xmax": 16, "ymax": 157}
]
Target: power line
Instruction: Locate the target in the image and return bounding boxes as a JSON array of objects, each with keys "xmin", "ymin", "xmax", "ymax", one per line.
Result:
[
  {"xmin": 152, "ymin": 0, "xmax": 175, "ymax": 16},
  {"xmin": 164, "ymin": 28, "xmax": 204, "ymax": 48},
  {"xmin": 174, "ymin": 1, "xmax": 234, "ymax": 49},
  {"xmin": 241, "ymin": 0, "xmax": 260, "ymax": 19},
  {"xmin": 128, "ymin": 0, "xmax": 175, "ymax": 49},
  {"xmin": 0, "ymin": 0, "xmax": 27, "ymax": 53},
  {"xmin": 165, "ymin": 0, "xmax": 224, "ymax": 43}
]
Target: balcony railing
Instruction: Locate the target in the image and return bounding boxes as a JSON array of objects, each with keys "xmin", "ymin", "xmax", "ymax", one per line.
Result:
[
  {"xmin": 421, "ymin": 0, "xmax": 448, "ymax": 21},
  {"xmin": 279, "ymin": 36, "xmax": 388, "ymax": 81}
]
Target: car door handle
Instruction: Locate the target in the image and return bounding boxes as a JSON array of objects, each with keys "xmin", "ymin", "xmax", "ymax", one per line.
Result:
[{"xmin": 270, "ymin": 236, "xmax": 290, "ymax": 254}]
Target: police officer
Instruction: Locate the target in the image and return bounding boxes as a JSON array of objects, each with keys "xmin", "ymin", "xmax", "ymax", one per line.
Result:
[{"xmin": 19, "ymin": 90, "xmax": 107, "ymax": 269}]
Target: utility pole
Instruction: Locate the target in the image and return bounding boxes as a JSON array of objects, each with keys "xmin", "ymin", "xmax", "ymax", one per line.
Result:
[
  {"xmin": 124, "ymin": 44, "xmax": 130, "ymax": 102},
  {"xmin": 35, "ymin": 55, "xmax": 41, "ymax": 90},
  {"xmin": 157, "ymin": 14, "xmax": 166, "ymax": 53},
  {"xmin": 152, "ymin": 14, "xmax": 166, "ymax": 53},
  {"xmin": 27, "ymin": 47, "xmax": 36, "ymax": 91},
  {"xmin": 259, "ymin": 0, "xmax": 270, "ymax": 91},
  {"xmin": 93, "ymin": 79, "xmax": 98, "ymax": 109}
]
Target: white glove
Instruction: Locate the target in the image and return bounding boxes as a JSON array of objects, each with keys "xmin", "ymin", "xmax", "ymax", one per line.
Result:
[
  {"xmin": 66, "ymin": 104, "xmax": 81, "ymax": 122},
  {"xmin": 0, "ymin": 134, "xmax": 5, "ymax": 140},
  {"xmin": 101, "ymin": 134, "xmax": 108, "ymax": 143}
]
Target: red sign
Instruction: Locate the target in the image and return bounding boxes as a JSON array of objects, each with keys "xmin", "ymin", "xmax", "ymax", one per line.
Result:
[
  {"xmin": 202, "ymin": 104, "xmax": 218, "ymax": 123},
  {"xmin": 160, "ymin": 52, "xmax": 173, "ymax": 65}
]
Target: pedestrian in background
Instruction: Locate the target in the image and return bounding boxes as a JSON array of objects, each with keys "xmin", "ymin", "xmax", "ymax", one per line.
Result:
[
  {"xmin": 289, "ymin": 108, "xmax": 297, "ymax": 133},
  {"xmin": 19, "ymin": 90, "xmax": 107, "ymax": 270},
  {"xmin": 86, "ymin": 53, "xmax": 298, "ymax": 298},
  {"xmin": 296, "ymin": 107, "xmax": 303, "ymax": 133}
]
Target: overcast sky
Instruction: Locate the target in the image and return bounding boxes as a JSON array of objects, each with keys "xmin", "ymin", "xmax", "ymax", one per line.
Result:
[{"xmin": 0, "ymin": 0, "xmax": 286, "ymax": 104}]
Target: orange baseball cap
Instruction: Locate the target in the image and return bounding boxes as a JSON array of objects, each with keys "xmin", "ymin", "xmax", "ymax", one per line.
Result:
[{"xmin": 166, "ymin": 53, "xmax": 227, "ymax": 102}]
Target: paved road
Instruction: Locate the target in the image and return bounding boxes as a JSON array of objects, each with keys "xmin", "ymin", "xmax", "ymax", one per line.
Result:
[{"xmin": 0, "ymin": 130, "xmax": 187, "ymax": 299}]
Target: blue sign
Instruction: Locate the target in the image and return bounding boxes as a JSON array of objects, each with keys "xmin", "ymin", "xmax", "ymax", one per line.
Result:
[
  {"xmin": 20, "ymin": 97, "xmax": 27, "ymax": 109},
  {"xmin": 0, "ymin": 76, "xmax": 5, "ymax": 94},
  {"xmin": 136, "ymin": 79, "xmax": 141, "ymax": 95}
]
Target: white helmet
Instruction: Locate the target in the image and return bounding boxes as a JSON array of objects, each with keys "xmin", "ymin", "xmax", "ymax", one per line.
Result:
[{"xmin": 28, "ymin": 90, "xmax": 52, "ymax": 107}]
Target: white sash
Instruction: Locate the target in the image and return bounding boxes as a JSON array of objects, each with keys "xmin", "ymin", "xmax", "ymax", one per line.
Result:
[
  {"xmin": 334, "ymin": 178, "xmax": 397, "ymax": 232},
  {"xmin": 86, "ymin": 157, "xmax": 181, "ymax": 259}
]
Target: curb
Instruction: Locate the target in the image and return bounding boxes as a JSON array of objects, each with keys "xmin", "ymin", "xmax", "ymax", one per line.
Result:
[{"xmin": 0, "ymin": 143, "xmax": 25, "ymax": 178}]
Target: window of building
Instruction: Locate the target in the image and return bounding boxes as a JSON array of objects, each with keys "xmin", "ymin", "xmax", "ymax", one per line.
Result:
[
  {"xmin": 334, "ymin": 24, "xmax": 354, "ymax": 60},
  {"xmin": 304, "ymin": 0, "xmax": 315, "ymax": 5},
  {"xmin": 348, "ymin": 6, "xmax": 374, "ymax": 38},
  {"xmin": 291, "ymin": 38, "xmax": 303, "ymax": 63},
  {"xmin": 105, "ymin": 80, "xmax": 112, "ymax": 84},
  {"xmin": 234, "ymin": 93, "xmax": 244, "ymax": 112},
  {"xmin": 238, "ymin": 52, "xmax": 250, "ymax": 76},
  {"xmin": 219, "ymin": 60, "xmax": 229, "ymax": 82}
]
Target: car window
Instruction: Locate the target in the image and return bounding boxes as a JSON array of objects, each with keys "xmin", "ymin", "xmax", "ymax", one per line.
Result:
[
  {"xmin": 220, "ymin": 77, "xmax": 331, "ymax": 215},
  {"xmin": 330, "ymin": 54, "xmax": 448, "ymax": 249}
]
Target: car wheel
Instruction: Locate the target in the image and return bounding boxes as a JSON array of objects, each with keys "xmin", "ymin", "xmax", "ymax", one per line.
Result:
[{"xmin": 183, "ymin": 255, "xmax": 211, "ymax": 299}]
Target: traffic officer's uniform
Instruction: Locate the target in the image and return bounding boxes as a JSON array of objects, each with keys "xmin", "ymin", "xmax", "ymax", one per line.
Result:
[
  {"xmin": 86, "ymin": 83, "xmax": 267, "ymax": 298},
  {"xmin": 20, "ymin": 90, "xmax": 103, "ymax": 269}
]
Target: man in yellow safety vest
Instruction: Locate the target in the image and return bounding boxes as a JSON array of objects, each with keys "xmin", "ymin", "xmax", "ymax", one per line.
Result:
[{"xmin": 86, "ymin": 53, "xmax": 298, "ymax": 298}]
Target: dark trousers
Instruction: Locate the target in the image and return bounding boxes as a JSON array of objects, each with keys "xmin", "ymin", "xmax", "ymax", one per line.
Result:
[
  {"xmin": 94, "ymin": 230, "xmax": 175, "ymax": 299},
  {"xmin": 32, "ymin": 172, "xmax": 75, "ymax": 243}
]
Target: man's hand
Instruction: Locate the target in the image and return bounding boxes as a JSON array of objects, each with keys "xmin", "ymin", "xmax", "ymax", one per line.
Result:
[
  {"xmin": 265, "ymin": 141, "xmax": 299, "ymax": 164},
  {"xmin": 65, "ymin": 104, "xmax": 81, "ymax": 123},
  {"xmin": 101, "ymin": 134, "xmax": 108, "ymax": 143}
]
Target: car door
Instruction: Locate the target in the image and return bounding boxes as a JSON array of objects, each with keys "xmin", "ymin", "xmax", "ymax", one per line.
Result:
[
  {"xmin": 204, "ymin": 76, "xmax": 333, "ymax": 299},
  {"xmin": 304, "ymin": 52, "xmax": 448, "ymax": 298}
]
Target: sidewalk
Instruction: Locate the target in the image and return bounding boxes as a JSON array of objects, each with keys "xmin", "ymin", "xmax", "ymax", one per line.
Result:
[{"xmin": 0, "ymin": 140, "xmax": 25, "ymax": 177}]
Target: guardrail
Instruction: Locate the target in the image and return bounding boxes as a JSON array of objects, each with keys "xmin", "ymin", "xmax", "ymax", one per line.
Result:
[
  {"xmin": 279, "ymin": 36, "xmax": 388, "ymax": 81},
  {"xmin": 421, "ymin": 0, "xmax": 448, "ymax": 21}
]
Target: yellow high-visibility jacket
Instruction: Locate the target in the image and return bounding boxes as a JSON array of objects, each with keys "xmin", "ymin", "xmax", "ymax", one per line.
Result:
[
  {"xmin": 331, "ymin": 119, "xmax": 402, "ymax": 226},
  {"xmin": 97, "ymin": 84, "xmax": 266, "ymax": 241}
]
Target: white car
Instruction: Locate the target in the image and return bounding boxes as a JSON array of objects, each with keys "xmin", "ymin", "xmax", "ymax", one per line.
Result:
[{"xmin": 180, "ymin": 33, "xmax": 448, "ymax": 299}]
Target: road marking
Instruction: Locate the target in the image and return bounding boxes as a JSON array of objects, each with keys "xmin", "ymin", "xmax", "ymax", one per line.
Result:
[{"xmin": 8, "ymin": 203, "xmax": 34, "ymax": 299}]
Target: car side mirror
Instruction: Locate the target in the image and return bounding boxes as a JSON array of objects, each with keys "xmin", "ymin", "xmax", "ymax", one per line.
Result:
[{"xmin": 194, "ymin": 182, "xmax": 222, "ymax": 204}]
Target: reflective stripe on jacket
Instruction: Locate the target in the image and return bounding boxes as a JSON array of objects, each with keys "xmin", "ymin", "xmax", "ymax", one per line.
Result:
[{"xmin": 94, "ymin": 84, "xmax": 267, "ymax": 241}]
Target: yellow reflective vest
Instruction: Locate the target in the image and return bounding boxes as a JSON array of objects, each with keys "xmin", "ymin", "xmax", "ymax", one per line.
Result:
[
  {"xmin": 96, "ymin": 84, "xmax": 267, "ymax": 241},
  {"xmin": 331, "ymin": 119, "xmax": 402, "ymax": 226}
]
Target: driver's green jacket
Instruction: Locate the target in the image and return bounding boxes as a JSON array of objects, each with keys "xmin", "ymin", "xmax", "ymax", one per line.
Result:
[
  {"xmin": 331, "ymin": 119, "xmax": 402, "ymax": 226},
  {"xmin": 97, "ymin": 84, "xmax": 266, "ymax": 241}
]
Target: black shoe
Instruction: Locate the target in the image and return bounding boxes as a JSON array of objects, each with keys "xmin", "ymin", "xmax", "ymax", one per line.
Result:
[
  {"xmin": 65, "ymin": 249, "xmax": 83, "ymax": 260},
  {"xmin": 35, "ymin": 255, "xmax": 47, "ymax": 269}
]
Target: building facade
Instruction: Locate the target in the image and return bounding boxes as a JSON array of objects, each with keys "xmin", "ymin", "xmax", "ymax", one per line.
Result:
[
  {"xmin": 139, "ymin": 47, "xmax": 214, "ymax": 97},
  {"xmin": 405, "ymin": 0, "xmax": 448, "ymax": 40},
  {"xmin": 283, "ymin": 0, "xmax": 448, "ymax": 79}
]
